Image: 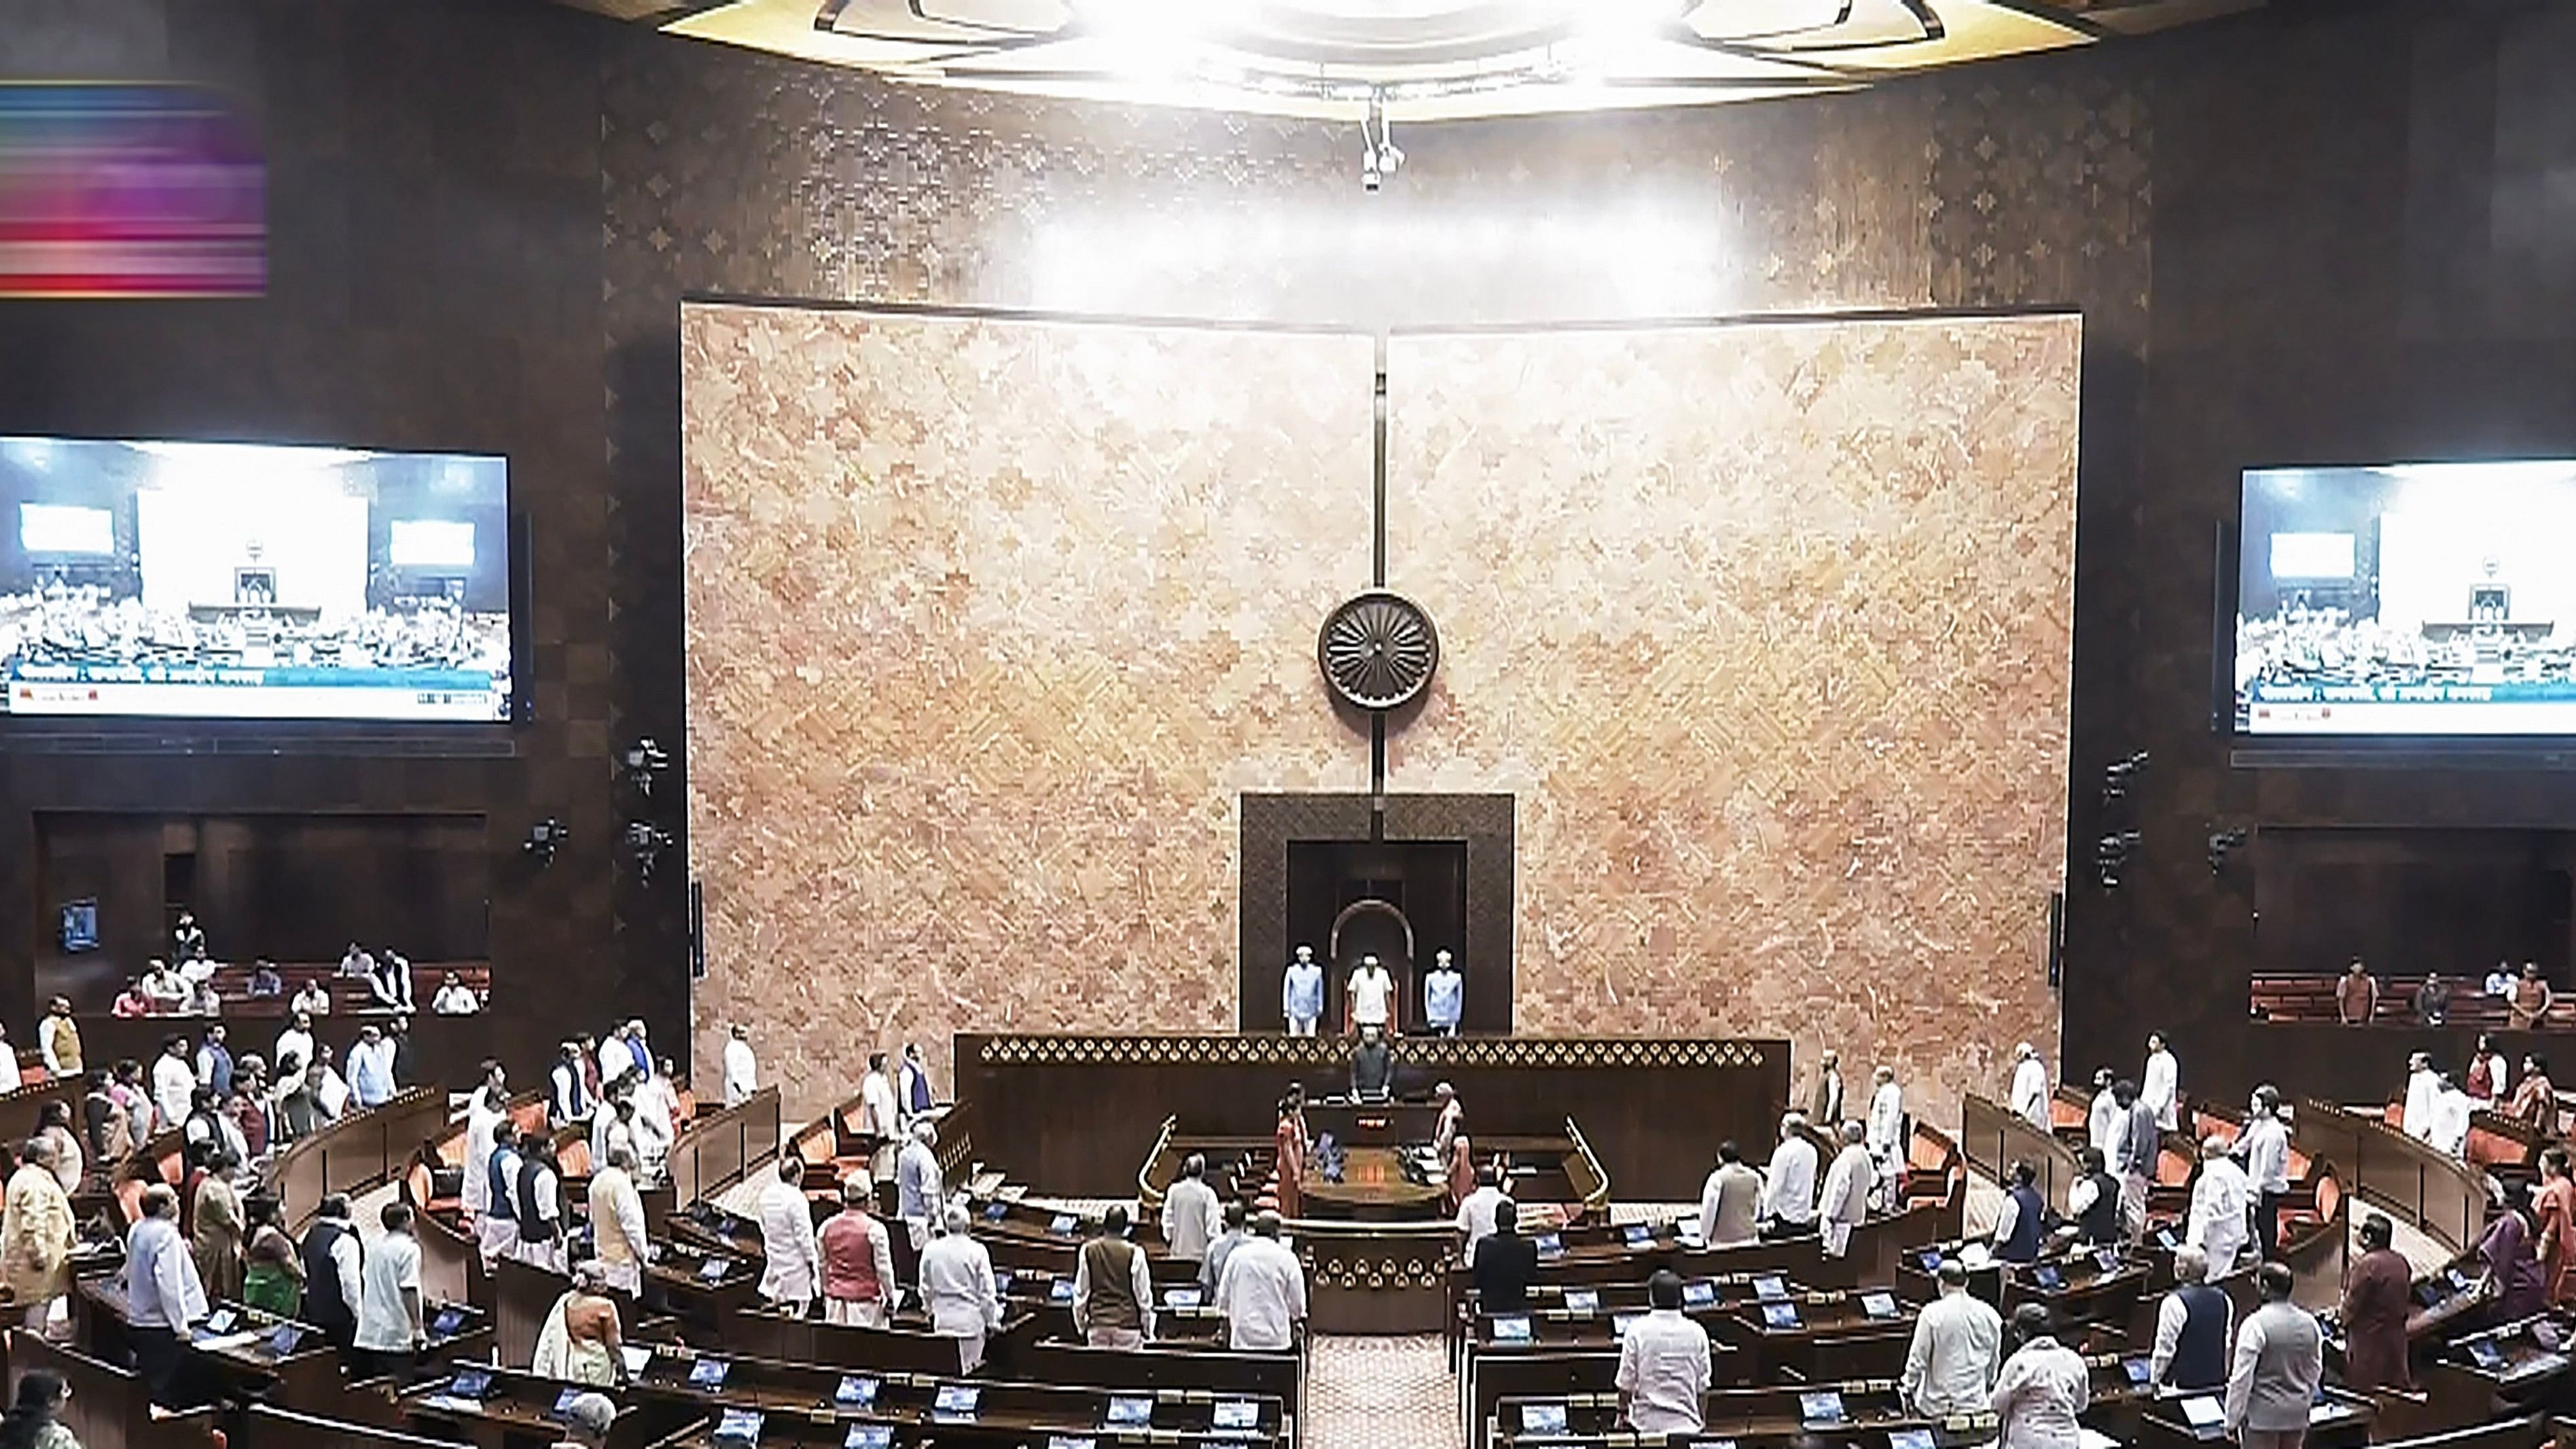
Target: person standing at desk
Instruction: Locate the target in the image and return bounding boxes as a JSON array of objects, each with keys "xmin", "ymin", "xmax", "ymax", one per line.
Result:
[
  {"xmin": 1472, "ymin": 1198, "xmax": 1538, "ymax": 1313},
  {"xmin": 1761, "ymin": 1112, "xmax": 1819, "ymax": 1240},
  {"xmin": 1, "ymin": 1136, "xmax": 74, "ymax": 1334},
  {"xmin": 1273, "ymin": 1097, "xmax": 1305, "ymax": 1219},
  {"xmin": 1160, "ymin": 1154, "xmax": 1223, "ymax": 1266},
  {"xmin": 755, "ymin": 1156, "xmax": 820, "ymax": 1319},
  {"xmin": 1282, "ymin": 946, "xmax": 1324, "ymax": 1037},
  {"xmin": 1615, "ymin": 1271, "xmax": 1711, "ymax": 1437},
  {"xmin": 1819, "ymin": 1121, "xmax": 1873, "ymax": 1260},
  {"xmin": 1349, "ymin": 1024, "xmax": 1394, "ymax": 1101},
  {"xmin": 355, "ymin": 1202, "xmax": 427, "ymax": 1380},
  {"xmin": 2538, "ymin": 1148, "xmax": 2576, "ymax": 1306},
  {"xmin": 121, "ymin": 1183, "xmax": 205, "ymax": 1406},
  {"xmin": 1345, "ymin": 955, "xmax": 1396, "ymax": 1036},
  {"xmin": 1903, "ymin": 1259, "xmax": 2003, "ymax": 1419},
  {"xmin": 1423, "ymin": 951, "xmax": 1463, "ymax": 1037},
  {"xmin": 2241, "ymin": 1087, "xmax": 2291, "ymax": 1261},
  {"xmin": 2226, "ymin": 1263, "xmax": 2323, "ymax": 1449},
  {"xmin": 2149, "ymin": 1247, "xmax": 2230, "ymax": 1394},
  {"xmin": 861, "ymin": 1052, "xmax": 901, "ymax": 1182},
  {"xmin": 2185, "ymin": 1136, "xmax": 2251, "ymax": 1270},
  {"xmin": 2141, "ymin": 1033, "xmax": 2181, "ymax": 1132},
  {"xmin": 918, "ymin": 1204, "xmax": 1002, "ymax": 1373},
  {"xmin": 1991, "ymin": 1304, "xmax": 2088, "ymax": 1449},
  {"xmin": 2340, "ymin": 1214, "xmax": 2413, "ymax": 1393},
  {"xmin": 1432, "ymin": 1083, "xmax": 1465, "ymax": 1164},
  {"xmin": 1809, "ymin": 1050, "xmax": 1844, "ymax": 1125},
  {"xmin": 1073, "ymin": 1204, "xmax": 1156, "ymax": 1350},
  {"xmin": 37, "ymin": 1001, "xmax": 77, "ymax": 1084},
  {"xmin": 2010, "ymin": 1043, "xmax": 2050, "ymax": 1129},
  {"xmin": 1697, "ymin": 1141, "xmax": 1762, "ymax": 1249},
  {"xmin": 819, "ymin": 1179, "xmax": 896, "ymax": 1329},
  {"xmin": 897, "ymin": 1121, "xmax": 945, "ymax": 1251}
]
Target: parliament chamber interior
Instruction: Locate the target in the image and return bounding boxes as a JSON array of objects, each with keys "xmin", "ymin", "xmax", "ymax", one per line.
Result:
[{"xmin": 8, "ymin": 1, "xmax": 2576, "ymax": 1447}]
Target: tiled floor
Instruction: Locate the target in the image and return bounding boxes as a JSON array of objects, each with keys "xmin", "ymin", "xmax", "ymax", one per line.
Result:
[{"xmin": 1307, "ymin": 1334, "xmax": 1465, "ymax": 1449}]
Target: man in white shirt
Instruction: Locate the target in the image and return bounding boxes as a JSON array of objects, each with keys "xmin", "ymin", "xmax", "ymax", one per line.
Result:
[
  {"xmin": 290, "ymin": 978, "xmax": 332, "ymax": 1018},
  {"xmin": 150, "ymin": 1035, "xmax": 195, "ymax": 1134},
  {"xmin": 1698, "ymin": 1141, "xmax": 1764, "ymax": 1249},
  {"xmin": 429, "ymin": 973, "xmax": 480, "ymax": 1015},
  {"xmin": 1866, "ymin": 1067, "xmax": 1906, "ymax": 1192},
  {"xmin": 1901, "ymin": 1260, "xmax": 2003, "ymax": 1418},
  {"xmin": 1453, "ymin": 1166, "xmax": 1508, "ymax": 1258},
  {"xmin": 2401, "ymin": 1052, "xmax": 2439, "ymax": 1141},
  {"xmin": 2487, "ymin": 962, "xmax": 2516, "ymax": 997},
  {"xmin": 861, "ymin": 1052, "xmax": 901, "ymax": 1181},
  {"xmin": 756, "ymin": 1156, "xmax": 820, "ymax": 1317},
  {"xmin": 1213, "ymin": 1211, "xmax": 1306, "ymax": 1352},
  {"xmin": 2141, "ymin": 1032, "xmax": 2181, "ymax": 1131},
  {"xmin": 1761, "ymin": 1113, "xmax": 1819, "ymax": 1237},
  {"xmin": 274, "ymin": 1012, "xmax": 317, "ymax": 1088},
  {"xmin": 897, "ymin": 1121, "xmax": 945, "ymax": 1250},
  {"xmin": 2429, "ymin": 1072, "xmax": 2473, "ymax": 1157},
  {"xmin": 1344, "ymin": 954, "xmax": 1396, "ymax": 1035},
  {"xmin": 1819, "ymin": 1120, "xmax": 1874, "ymax": 1258},
  {"xmin": 918, "ymin": 1204, "xmax": 1002, "ymax": 1372},
  {"xmin": 139, "ymin": 961, "xmax": 189, "ymax": 1013},
  {"xmin": 1160, "ymin": 1154, "xmax": 1223, "ymax": 1264},
  {"xmin": 2185, "ymin": 1135, "xmax": 2251, "ymax": 1269},
  {"xmin": 121, "ymin": 1183, "xmax": 205, "ymax": 1405},
  {"xmin": 2010, "ymin": 1043, "xmax": 2050, "ymax": 1129},
  {"xmin": 1615, "ymin": 1271, "xmax": 1711, "ymax": 1435},
  {"xmin": 355, "ymin": 1202, "xmax": 427, "ymax": 1378},
  {"xmin": 2085, "ymin": 1069, "xmax": 2120, "ymax": 1157},
  {"xmin": 2240, "ymin": 1086, "xmax": 2292, "ymax": 1261},
  {"xmin": 588, "ymin": 1146, "xmax": 651, "ymax": 1296},
  {"xmin": 1282, "ymin": 946, "xmax": 1325, "ymax": 1037},
  {"xmin": 597, "ymin": 1024, "xmax": 641, "ymax": 1092},
  {"xmin": 722, "ymin": 1025, "xmax": 759, "ymax": 1107}
]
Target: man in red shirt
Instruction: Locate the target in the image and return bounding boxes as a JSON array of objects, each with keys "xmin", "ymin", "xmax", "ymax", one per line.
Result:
[
  {"xmin": 2335, "ymin": 959, "xmax": 2379, "ymax": 1025},
  {"xmin": 817, "ymin": 1178, "xmax": 894, "ymax": 1329}
]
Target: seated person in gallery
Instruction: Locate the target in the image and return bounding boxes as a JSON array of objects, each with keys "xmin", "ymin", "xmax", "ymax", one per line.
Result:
[
  {"xmin": 176, "ymin": 950, "xmax": 218, "ymax": 992},
  {"xmin": 1349, "ymin": 1023, "xmax": 1394, "ymax": 1103},
  {"xmin": 2488, "ymin": 961, "xmax": 2517, "ymax": 997},
  {"xmin": 370, "ymin": 949, "xmax": 416, "ymax": 1011},
  {"xmin": 2511, "ymin": 963, "xmax": 2556, "ymax": 1031},
  {"xmin": 290, "ymin": 978, "xmax": 332, "ymax": 1018},
  {"xmin": 245, "ymin": 960, "xmax": 284, "ymax": 999},
  {"xmin": 171, "ymin": 912, "xmax": 206, "ymax": 963},
  {"xmin": 2414, "ymin": 971, "xmax": 2452, "ymax": 1028},
  {"xmin": 111, "ymin": 978, "xmax": 154, "ymax": 1018},
  {"xmin": 431, "ymin": 972, "xmax": 482, "ymax": 1016},
  {"xmin": 338, "ymin": 941, "xmax": 374, "ymax": 979},
  {"xmin": 139, "ymin": 960, "xmax": 190, "ymax": 1012}
]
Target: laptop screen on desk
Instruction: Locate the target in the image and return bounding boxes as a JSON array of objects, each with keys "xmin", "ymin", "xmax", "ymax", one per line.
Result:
[
  {"xmin": 1681, "ymin": 1279, "xmax": 1717, "ymax": 1308},
  {"xmin": 1561, "ymin": 1289, "xmax": 1598, "ymax": 1314},
  {"xmin": 1519, "ymin": 1403, "xmax": 1569, "ymax": 1435}
]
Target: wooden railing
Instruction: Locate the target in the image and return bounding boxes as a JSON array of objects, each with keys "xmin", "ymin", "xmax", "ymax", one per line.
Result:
[
  {"xmin": 1958, "ymin": 1091, "xmax": 2082, "ymax": 1211},
  {"xmin": 269, "ymin": 1086, "xmax": 450, "ymax": 1229},
  {"xmin": 668, "ymin": 1084, "xmax": 782, "ymax": 1209},
  {"xmin": 2293, "ymin": 1096, "xmax": 2493, "ymax": 1252}
]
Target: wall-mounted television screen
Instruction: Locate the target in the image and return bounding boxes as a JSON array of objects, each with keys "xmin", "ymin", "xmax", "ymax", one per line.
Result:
[
  {"xmin": 2236, "ymin": 461, "xmax": 2576, "ymax": 736},
  {"xmin": 0, "ymin": 437, "xmax": 512, "ymax": 722}
]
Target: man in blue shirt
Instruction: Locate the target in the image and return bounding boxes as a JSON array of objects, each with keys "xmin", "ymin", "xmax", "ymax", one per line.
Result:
[
  {"xmin": 347, "ymin": 1024, "xmax": 397, "ymax": 1109},
  {"xmin": 1282, "ymin": 946, "xmax": 1324, "ymax": 1037},
  {"xmin": 1424, "ymin": 950, "xmax": 1464, "ymax": 1036},
  {"xmin": 122, "ymin": 1183, "xmax": 206, "ymax": 1403}
]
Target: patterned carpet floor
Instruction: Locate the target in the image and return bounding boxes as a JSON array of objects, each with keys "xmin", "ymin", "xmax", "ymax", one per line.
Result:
[{"xmin": 1307, "ymin": 1335, "xmax": 1463, "ymax": 1449}]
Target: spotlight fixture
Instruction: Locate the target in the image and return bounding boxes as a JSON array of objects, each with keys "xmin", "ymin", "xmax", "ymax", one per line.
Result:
[
  {"xmin": 624, "ymin": 821, "xmax": 673, "ymax": 884},
  {"xmin": 2096, "ymin": 829, "xmax": 2142, "ymax": 891},
  {"xmin": 2207, "ymin": 827, "xmax": 2250, "ymax": 876},
  {"xmin": 1359, "ymin": 90, "xmax": 1403, "ymax": 194},
  {"xmin": 522, "ymin": 817, "xmax": 565, "ymax": 868},
  {"xmin": 2100, "ymin": 750, "xmax": 2150, "ymax": 806},
  {"xmin": 623, "ymin": 737, "xmax": 670, "ymax": 798}
]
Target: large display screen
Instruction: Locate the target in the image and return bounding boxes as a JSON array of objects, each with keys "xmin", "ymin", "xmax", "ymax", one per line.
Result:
[
  {"xmin": 2236, "ymin": 461, "xmax": 2576, "ymax": 736},
  {"xmin": 0, "ymin": 437, "xmax": 512, "ymax": 721}
]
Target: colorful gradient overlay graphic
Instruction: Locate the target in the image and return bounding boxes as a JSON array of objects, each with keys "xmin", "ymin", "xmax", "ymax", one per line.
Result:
[{"xmin": 0, "ymin": 84, "xmax": 264, "ymax": 298}]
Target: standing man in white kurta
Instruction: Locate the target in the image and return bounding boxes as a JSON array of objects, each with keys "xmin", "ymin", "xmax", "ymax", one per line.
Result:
[
  {"xmin": 2010, "ymin": 1045, "xmax": 2050, "ymax": 1129},
  {"xmin": 2141, "ymin": 1033, "xmax": 2181, "ymax": 1132},
  {"xmin": 1819, "ymin": 1121, "xmax": 1874, "ymax": 1259},
  {"xmin": 1344, "ymin": 955, "xmax": 1396, "ymax": 1035}
]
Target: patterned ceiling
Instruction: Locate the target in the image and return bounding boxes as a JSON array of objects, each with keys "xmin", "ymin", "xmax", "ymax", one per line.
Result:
[{"xmin": 554, "ymin": 0, "xmax": 2260, "ymax": 121}]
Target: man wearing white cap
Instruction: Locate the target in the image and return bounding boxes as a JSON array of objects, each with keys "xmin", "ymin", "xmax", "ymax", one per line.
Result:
[
  {"xmin": 2010, "ymin": 1044, "xmax": 2050, "ymax": 1129},
  {"xmin": 1432, "ymin": 1083, "xmax": 1464, "ymax": 1164}
]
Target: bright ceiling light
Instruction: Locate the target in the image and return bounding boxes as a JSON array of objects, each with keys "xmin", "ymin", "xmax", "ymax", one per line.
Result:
[{"xmin": 660, "ymin": 0, "xmax": 2260, "ymax": 123}]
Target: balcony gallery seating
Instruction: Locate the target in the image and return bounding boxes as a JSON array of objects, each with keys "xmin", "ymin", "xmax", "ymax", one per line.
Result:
[{"xmin": 2251, "ymin": 973, "xmax": 2576, "ymax": 1029}]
